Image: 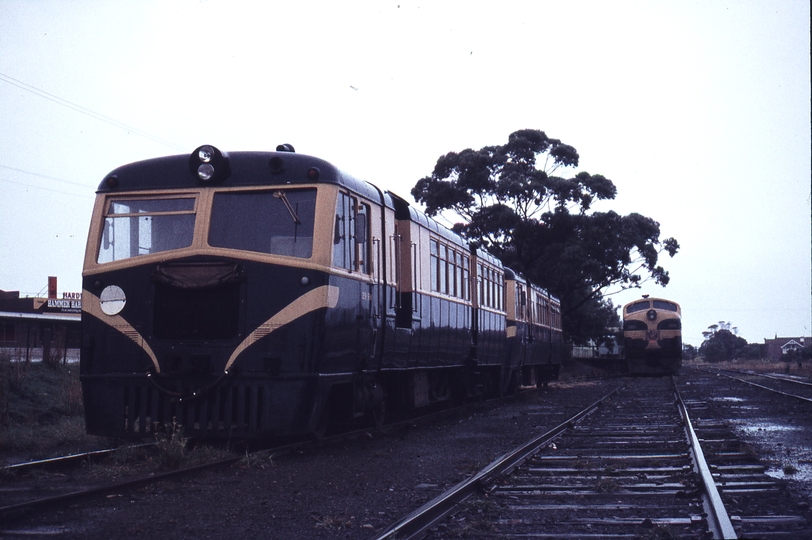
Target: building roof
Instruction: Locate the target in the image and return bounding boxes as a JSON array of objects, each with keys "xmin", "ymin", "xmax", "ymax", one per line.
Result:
[{"xmin": 0, "ymin": 311, "xmax": 81, "ymax": 323}]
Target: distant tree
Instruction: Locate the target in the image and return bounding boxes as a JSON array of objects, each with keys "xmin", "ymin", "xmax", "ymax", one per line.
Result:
[
  {"xmin": 699, "ymin": 329, "xmax": 748, "ymax": 362},
  {"xmin": 682, "ymin": 344, "xmax": 697, "ymax": 361},
  {"xmin": 564, "ymin": 294, "xmax": 621, "ymax": 347},
  {"xmin": 740, "ymin": 343, "xmax": 763, "ymax": 360},
  {"xmin": 412, "ymin": 129, "xmax": 678, "ymax": 343}
]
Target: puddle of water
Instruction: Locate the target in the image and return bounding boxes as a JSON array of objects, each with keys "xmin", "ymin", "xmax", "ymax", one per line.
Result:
[
  {"xmin": 710, "ymin": 396, "xmax": 745, "ymax": 403},
  {"xmin": 766, "ymin": 462, "xmax": 812, "ymax": 483},
  {"xmin": 736, "ymin": 422, "xmax": 802, "ymax": 434}
]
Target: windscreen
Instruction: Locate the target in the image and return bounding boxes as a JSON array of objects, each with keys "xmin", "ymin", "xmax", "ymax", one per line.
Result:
[
  {"xmin": 626, "ymin": 301, "xmax": 650, "ymax": 314},
  {"xmin": 653, "ymin": 300, "xmax": 679, "ymax": 312},
  {"xmin": 97, "ymin": 197, "xmax": 196, "ymax": 263},
  {"xmin": 209, "ymin": 189, "xmax": 317, "ymax": 258}
]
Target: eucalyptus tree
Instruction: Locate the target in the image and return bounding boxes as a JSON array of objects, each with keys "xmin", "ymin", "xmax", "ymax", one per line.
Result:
[{"xmin": 412, "ymin": 129, "xmax": 679, "ymax": 343}]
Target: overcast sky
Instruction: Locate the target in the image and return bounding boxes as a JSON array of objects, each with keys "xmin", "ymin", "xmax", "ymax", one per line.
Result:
[{"xmin": 1, "ymin": 0, "xmax": 809, "ymax": 346}]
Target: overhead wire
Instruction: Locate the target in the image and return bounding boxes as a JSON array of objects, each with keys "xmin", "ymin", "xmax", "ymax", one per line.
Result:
[
  {"xmin": 0, "ymin": 177, "xmax": 92, "ymax": 200},
  {"xmin": 0, "ymin": 164, "xmax": 92, "ymax": 189},
  {"xmin": 0, "ymin": 165, "xmax": 95, "ymax": 199},
  {"xmin": 0, "ymin": 72, "xmax": 187, "ymax": 151}
]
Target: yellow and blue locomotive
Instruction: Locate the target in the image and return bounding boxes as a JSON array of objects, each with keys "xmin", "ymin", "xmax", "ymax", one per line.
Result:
[
  {"xmin": 80, "ymin": 145, "xmax": 562, "ymax": 438},
  {"xmin": 622, "ymin": 296, "xmax": 682, "ymax": 375}
]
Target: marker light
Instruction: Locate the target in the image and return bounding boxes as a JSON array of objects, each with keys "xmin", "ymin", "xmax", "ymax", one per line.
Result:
[
  {"xmin": 269, "ymin": 157, "xmax": 285, "ymax": 174},
  {"xmin": 307, "ymin": 167, "xmax": 320, "ymax": 181},
  {"xmin": 189, "ymin": 145, "xmax": 230, "ymax": 184}
]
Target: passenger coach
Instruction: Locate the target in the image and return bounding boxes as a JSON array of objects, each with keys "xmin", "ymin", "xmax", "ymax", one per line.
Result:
[{"xmin": 80, "ymin": 145, "xmax": 562, "ymax": 438}]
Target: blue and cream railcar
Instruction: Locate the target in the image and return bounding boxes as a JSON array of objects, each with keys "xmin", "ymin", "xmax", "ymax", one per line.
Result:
[
  {"xmin": 375, "ymin": 192, "xmax": 477, "ymax": 410},
  {"xmin": 622, "ymin": 296, "xmax": 682, "ymax": 375},
  {"xmin": 80, "ymin": 145, "xmax": 561, "ymax": 439},
  {"xmin": 504, "ymin": 270, "xmax": 563, "ymax": 389}
]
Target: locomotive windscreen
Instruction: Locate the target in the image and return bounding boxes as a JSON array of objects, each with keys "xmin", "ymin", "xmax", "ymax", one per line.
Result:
[
  {"xmin": 98, "ymin": 197, "xmax": 196, "ymax": 263},
  {"xmin": 652, "ymin": 300, "xmax": 679, "ymax": 311},
  {"xmin": 209, "ymin": 189, "xmax": 317, "ymax": 258}
]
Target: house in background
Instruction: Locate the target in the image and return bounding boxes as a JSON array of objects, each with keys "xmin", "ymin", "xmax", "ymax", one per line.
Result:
[{"xmin": 762, "ymin": 336, "xmax": 810, "ymax": 360}]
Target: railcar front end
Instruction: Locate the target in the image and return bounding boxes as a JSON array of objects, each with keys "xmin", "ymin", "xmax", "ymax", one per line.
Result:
[{"xmin": 80, "ymin": 146, "xmax": 382, "ymax": 438}]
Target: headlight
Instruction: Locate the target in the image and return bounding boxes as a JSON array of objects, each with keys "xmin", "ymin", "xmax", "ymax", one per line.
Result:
[{"xmin": 189, "ymin": 145, "xmax": 230, "ymax": 184}]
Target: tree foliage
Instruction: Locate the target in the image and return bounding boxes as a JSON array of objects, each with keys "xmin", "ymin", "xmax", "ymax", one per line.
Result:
[
  {"xmin": 563, "ymin": 293, "xmax": 622, "ymax": 346},
  {"xmin": 699, "ymin": 329, "xmax": 749, "ymax": 362},
  {"xmin": 412, "ymin": 129, "xmax": 679, "ymax": 342}
]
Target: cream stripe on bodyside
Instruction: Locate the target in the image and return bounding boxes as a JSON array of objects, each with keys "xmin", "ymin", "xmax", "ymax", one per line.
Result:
[
  {"xmin": 224, "ymin": 285, "xmax": 340, "ymax": 371},
  {"xmin": 81, "ymin": 289, "xmax": 161, "ymax": 373}
]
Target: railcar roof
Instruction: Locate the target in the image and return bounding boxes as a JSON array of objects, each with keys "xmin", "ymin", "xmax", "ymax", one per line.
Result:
[
  {"xmin": 388, "ymin": 190, "xmax": 470, "ymax": 249},
  {"xmin": 98, "ymin": 149, "xmax": 383, "ymax": 202},
  {"xmin": 503, "ymin": 267, "xmax": 557, "ymax": 301}
]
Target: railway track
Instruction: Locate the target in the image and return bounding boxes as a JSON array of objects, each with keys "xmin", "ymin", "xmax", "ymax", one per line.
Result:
[
  {"xmin": 376, "ymin": 376, "xmax": 812, "ymax": 539},
  {"xmin": 697, "ymin": 366, "xmax": 812, "ymax": 403},
  {"xmin": 1, "ymin": 444, "xmax": 156, "ymax": 475},
  {"xmin": 0, "ymin": 386, "xmax": 559, "ymax": 527},
  {"xmin": 679, "ymin": 367, "xmax": 812, "ymax": 538},
  {"xmin": 0, "ymin": 447, "xmax": 243, "ymax": 522}
]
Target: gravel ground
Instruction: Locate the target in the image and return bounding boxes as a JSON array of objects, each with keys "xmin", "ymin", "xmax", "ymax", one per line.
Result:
[
  {"xmin": 2, "ymin": 379, "xmax": 615, "ymax": 540},
  {"xmin": 4, "ymin": 363, "xmax": 812, "ymax": 539}
]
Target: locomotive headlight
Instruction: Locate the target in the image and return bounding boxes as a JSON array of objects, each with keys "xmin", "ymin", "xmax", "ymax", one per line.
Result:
[
  {"xmin": 647, "ymin": 309, "xmax": 657, "ymax": 321},
  {"xmin": 190, "ymin": 145, "xmax": 230, "ymax": 184},
  {"xmin": 100, "ymin": 285, "xmax": 127, "ymax": 316}
]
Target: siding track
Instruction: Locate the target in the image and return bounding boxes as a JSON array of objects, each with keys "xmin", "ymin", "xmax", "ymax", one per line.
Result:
[{"xmin": 378, "ymin": 376, "xmax": 812, "ymax": 539}]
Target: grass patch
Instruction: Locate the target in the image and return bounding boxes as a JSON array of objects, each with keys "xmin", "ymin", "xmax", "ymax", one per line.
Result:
[
  {"xmin": 0, "ymin": 359, "xmax": 105, "ymax": 461},
  {"xmin": 153, "ymin": 420, "xmax": 189, "ymax": 470}
]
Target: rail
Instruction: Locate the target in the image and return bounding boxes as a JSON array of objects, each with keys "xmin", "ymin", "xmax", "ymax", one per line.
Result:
[
  {"xmin": 372, "ymin": 384, "xmax": 623, "ymax": 540},
  {"xmin": 674, "ymin": 380, "xmax": 737, "ymax": 539},
  {"xmin": 0, "ymin": 455, "xmax": 242, "ymax": 520},
  {"xmin": 2, "ymin": 444, "xmax": 155, "ymax": 475}
]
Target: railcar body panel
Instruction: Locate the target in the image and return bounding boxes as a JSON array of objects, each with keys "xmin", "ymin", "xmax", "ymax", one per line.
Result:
[{"xmin": 81, "ymin": 146, "xmax": 562, "ymax": 438}]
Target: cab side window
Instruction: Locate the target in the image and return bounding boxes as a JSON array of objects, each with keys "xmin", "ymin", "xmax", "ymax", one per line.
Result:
[{"xmin": 333, "ymin": 192, "xmax": 370, "ymax": 273}]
